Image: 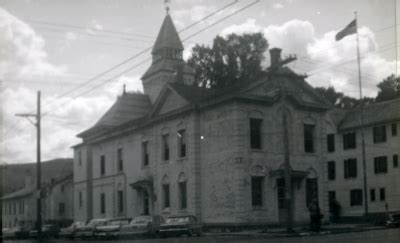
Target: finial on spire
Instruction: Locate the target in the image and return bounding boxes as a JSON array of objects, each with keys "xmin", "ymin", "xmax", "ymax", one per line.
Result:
[{"xmin": 164, "ymin": 0, "xmax": 171, "ymax": 14}]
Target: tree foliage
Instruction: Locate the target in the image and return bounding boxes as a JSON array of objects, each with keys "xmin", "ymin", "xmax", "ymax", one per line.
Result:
[
  {"xmin": 375, "ymin": 74, "xmax": 400, "ymax": 102},
  {"xmin": 187, "ymin": 33, "xmax": 268, "ymax": 88}
]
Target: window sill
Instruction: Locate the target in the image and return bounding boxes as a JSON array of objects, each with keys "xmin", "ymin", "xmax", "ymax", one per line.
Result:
[{"xmin": 177, "ymin": 157, "xmax": 187, "ymax": 162}]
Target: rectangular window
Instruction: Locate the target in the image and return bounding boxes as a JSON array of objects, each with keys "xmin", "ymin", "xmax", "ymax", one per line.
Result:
[
  {"xmin": 380, "ymin": 188, "xmax": 386, "ymax": 201},
  {"xmin": 393, "ymin": 154, "xmax": 398, "ymax": 168},
  {"xmin": 277, "ymin": 178, "xmax": 286, "ymax": 209},
  {"xmin": 306, "ymin": 178, "xmax": 318, "ymax": 207},
  {"xmin": 373, "ymin": 125, "xmax": 387, "ymax": 143},
  {"xmin": 350, "ymin": 189, "xmax": 363, "ymax": 206},
  {"xmin": 344, "ymin": 158, "xmax": 357, "ymax": 178},
  {"xmin": 118, "ymin": 190, "xmax": 123, "ymax": 214},
  {"xmin": 179, "ymin": 181, "xmax": 187, "ymax": 209},
  {"xmin": 78, "ymin": 150, "xmax": 82, "ymax": 166},
  {"xmin": 392, "ymin": 123, "xmax": 398, "ymax": 136},
  {"xmin": 162, "ymin": 134, "xmax": 170, "ymax": 161},
  {"xmin": 59, "ymin": 203, "xmax": 65, "ymax": 216},
  {"xmin": 142, "ymin": 141, "xmax": 149, "ymax": 166},
  {"xmin": 304, "ymin": 124, "xmax": 315, "ymax": 153},
  {"xmin": 250, "ymin": 118, "xmax": 262, "ymax": 149},
  {"xmin": 163, "ymin": 184, "xmax": 170, "ymax": 208},
  {"xmin": 328, "ymin": 161, "xmax": 336, "ymax": 180},
  {"xmin": 343, "ymin": 132, "xmax": 356, "ymax": 150},
  {"xmin": 251, "ymin": 177, "xmax": 263, "ymax": 207},
  {"xmin": 177, "ymin": 129, "xmax": 187, "ymax": 158},
  {"xmin": 79, "ymin": 191, "xmax": 83, "ymax": 208},
  {"xmin": 117, "ymin": 148, "xmax": 123, "ymax": 172},
  {"xmin": 370, "ymin": 189, "xmax": 375, "ymax": 202},
  {"xmin": 374, "ymin": 156, "xmax": 388, "ymax": 174},
  {"xmin": 327, "ymin": 134, "xmax": 335, "ymax": 152},
  {"xmin": 328, "ymin": 191, "xmax": 336, "ymax": 204},
  {"xmin": 100, "ymin": 193, "xmax": 106, "ymax": 214},
  {"xmin": 100, "ymin": 155, "xmax": 106, "ymax": 176}
]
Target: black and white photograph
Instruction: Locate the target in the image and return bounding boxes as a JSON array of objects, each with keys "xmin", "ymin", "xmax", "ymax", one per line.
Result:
[{"xmin": 0, "ymin": 0, "xmax": 399, "ymax": 242}]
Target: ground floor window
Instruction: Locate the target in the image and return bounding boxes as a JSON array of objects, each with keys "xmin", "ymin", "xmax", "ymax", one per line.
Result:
[
  {"xmin": 100, "ymin": 193, "xmax": 106, "ymax": 214},
  {"xmin": 143, "ymin": 190, "xmax": 149, "ymax": 215},
  {"xmin": 380, "ymin": 188, "xmax": 386, "ymax": 201},
  {"xmin": 117, "ymin": 190, "xmax": 123, "ymax": 214},
  {"xmin": 370, "ymin": 189, "xmax": 376, "ymax": 201},
  {"xmin": 251, "ymin": 176, "xmax": 263, "ymax": 207},
  {"xmin": 163, "ymin": 184, "xmax": 170, "ymax": 209},
  {"xmin": 306, "ymin": 178, "xmax": 318, "ymax": 207},
  {"xmin": 350, "ymin": 189, "xmax": 363, "ymax": 206},
  {"xmin": 277, "ymin": 178, "xmax": 286, "ymax": 209},
  {"xmin": 179, "ymin": 181, "xmax": 187, "ymax": 209}
]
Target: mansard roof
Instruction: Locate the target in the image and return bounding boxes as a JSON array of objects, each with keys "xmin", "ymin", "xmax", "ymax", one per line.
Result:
[
  {"xmin": 339, "ymin": 98, "xmax": 400, "ymax": 130},
  {"xmin": 152, "ymin": 14, "xmax": 183, "ymax": 54},
  {"xmin": 78, "ymin": 92, "xmax": 151, "ymax": 138}
]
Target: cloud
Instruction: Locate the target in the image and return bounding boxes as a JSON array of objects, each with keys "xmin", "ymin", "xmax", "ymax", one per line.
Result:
[
  {"xmin": 0, "ymin": 7, "xmax": 65, "ymax": 79},
  {"xmin": 220, "ymin": 18, "xmax": 395, "ymax": 97},
  {"xmin": 272, "ymin": 3, "xmax": 284, "ymax": 9}
]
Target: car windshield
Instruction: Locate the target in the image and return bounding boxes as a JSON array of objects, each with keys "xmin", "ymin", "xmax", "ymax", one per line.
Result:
[
  {"xmin": 73, "ymin": 222, "xmax": 85, "ymax": 228},
  {"xmin": 87, "ymin": 220, "xmax": 108, "ymax": 227},
  {"xmin": 166, "ymin": 217, "xmax": 190, "ymax": 223},
  {"xmin": 130, "ymin": 217, "xmax": 152, "ymax": 225},
  {"xmin": 110, "ymin": 220, "xmax": 129, "ymax": 226}
]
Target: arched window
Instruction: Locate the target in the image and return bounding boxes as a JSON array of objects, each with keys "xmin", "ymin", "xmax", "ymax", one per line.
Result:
[
  {"xmin": 162, "ymin": 175, "xmax": 170, "ymax": 209},
  {"xmin": 178, "ymin": 173, "xmax": 187, "ymax": 209},
  {"xmin": 250, "ymin": 165, "xmax": 265, "ymax": 207}
]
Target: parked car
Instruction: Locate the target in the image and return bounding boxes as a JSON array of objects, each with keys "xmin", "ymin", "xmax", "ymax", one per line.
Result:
[
  {"xmin": 29, "ymin": 224, "xmax": 60, "ymax": 239},
  {"xmin": 59, "ymin": 221, "xmax": 86, "ymax": 239},
  {"xmin": 387, "ymin": 213, "xmax": 400, "ymax": 227},
  {"xmin": 159, "ymin": 215, "xmax": 202, "ymax": 237},
  {"xmin": 75, "ymin": 218, "xmax": 110, "ymax": 239},
  {"xmin": 94, "ymin": 218, "xmax": 130, "ymax": 240},
  {"xmin": 2, "ymin": 226, "xmax": 30, "ymax": 239},
  {"xmin": 119, "ymin": 215, "xmax": 165, "ymax": 239}
]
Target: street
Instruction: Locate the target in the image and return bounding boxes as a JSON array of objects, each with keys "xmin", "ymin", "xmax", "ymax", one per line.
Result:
[{"xmin": 4, "ymin": 228, "xmax": 400, "ymax": 243}]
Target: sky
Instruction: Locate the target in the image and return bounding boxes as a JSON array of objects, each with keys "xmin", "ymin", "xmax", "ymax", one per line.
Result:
[{"xmin": 0, "ymin": 0, "xmax": 398, "ymax": 164}]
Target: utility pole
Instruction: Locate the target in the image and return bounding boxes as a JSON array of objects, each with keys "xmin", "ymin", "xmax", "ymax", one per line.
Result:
[{"xmin": 16, "ymin": 91, "xmax": 41, "ymax": 238}]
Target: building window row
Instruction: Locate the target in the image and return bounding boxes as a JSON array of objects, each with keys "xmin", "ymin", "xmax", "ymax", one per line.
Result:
[
  {"xmin": 162, "ymin": 129, "xmax": 187, "ymax": 162},
  {"xmin": 162, "ymin": 179, "xmax": 187, "ymax": 210},
  {"xmin": 370, "ymin": 188, "xmax": 386, "ymax": 202}
]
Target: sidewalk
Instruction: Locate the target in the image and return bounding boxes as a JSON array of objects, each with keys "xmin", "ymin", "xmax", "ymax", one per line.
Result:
[{"xmin": 203, "ymin": 223, "xmax": 388, "ymax": 238}]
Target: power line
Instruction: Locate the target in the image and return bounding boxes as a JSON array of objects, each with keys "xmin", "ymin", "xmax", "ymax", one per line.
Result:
[
  {"xmin": 40, "ymin": 0, "xmax": 260, "ymax": 118},
  {"xmin": 39, "ymin": 0, "xmax": 241, "ymax": 111}
]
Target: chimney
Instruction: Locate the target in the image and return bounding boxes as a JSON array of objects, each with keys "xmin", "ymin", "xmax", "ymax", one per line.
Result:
[{"xmin": 269, "ymin": 48, "xmax": 282, "ymax": 68}]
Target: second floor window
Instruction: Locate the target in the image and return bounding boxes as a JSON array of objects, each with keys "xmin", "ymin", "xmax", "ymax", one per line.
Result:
[
  {"xmin": 393, "ymin": 154, "xmax": 399, "ymax": 168},
  {"xmin": 177, "ymin": 129, "xmax": 187, "ymax": 158},
  {"xmin": 391, "ymin": 123, "xmax": 397, "ymax": 136},
  {"xmin": 162, "ymin": 134, "xmax": 170, "ymax": 161},
  {"xmin": 373, "ymin": 125, "xmax": 387, "ymax": 143},
  {"xmin": 100, "ymin": 155, "xmax": 106, "ymax": 176},
  {"xmin": 343, "ymin": 132, "xmax": 356, "ymax": 150},
  {"xmin": 344, "ymin": 158, "xmax": 357, "ymax": 179},
  {"xmin": 328, "ymin": 161, "xmax": 336, "ymax": 180},
  {"xmin": 250, "ymin": 118, "xmax": 262, "ymax": 149},
  {"xmin": 142, "ymin": 141, "xmax": 149, "ymax": 166},
  {"xmin": 117, "ymin": 148, "xmax": 123, "ymax": 172},
  {"xmin": 327, "ymin": 134, "xmax": 335, "ymax": 152},
  {"xmin": 374, "ymin": 156, "xmax": 388, "ymax": 174},
  {"xmin": 304, "ymin": 124, "xmax": 315, "ymax": 153}
]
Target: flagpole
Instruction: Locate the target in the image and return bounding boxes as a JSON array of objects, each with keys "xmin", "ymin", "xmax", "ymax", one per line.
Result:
[{"xmin": 355, "ymin": 11, "xmax": 369, "ymax": 220}]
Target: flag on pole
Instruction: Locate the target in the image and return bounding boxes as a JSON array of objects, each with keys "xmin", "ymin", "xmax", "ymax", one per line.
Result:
[{"xmin": 335, "ymin": 19, "xmax": 357, "ymax": 41}]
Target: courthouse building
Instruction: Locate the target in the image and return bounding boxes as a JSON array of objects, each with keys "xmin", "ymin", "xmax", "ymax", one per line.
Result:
[
  {"xmin": 73, "ymin": 12, "xmax": 400, "ymax": 226},
  {"xmin": 73, "ymin": 12, "xmax": 333, "ymax": 225}
]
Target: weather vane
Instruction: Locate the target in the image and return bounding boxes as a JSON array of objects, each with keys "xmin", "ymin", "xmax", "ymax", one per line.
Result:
[{"xmin": 164, "ymin": 0, "xmax": 170, "ymax": 14}]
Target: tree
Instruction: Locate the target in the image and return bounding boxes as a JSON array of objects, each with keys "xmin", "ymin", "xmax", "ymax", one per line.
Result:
[
  {"xmin": 187, "ymin": 33, "xmax": 268, "ymax": 88},
  {"xmin": 375, "ymin": 74, "xmax": 400, "ymax": 102},
  {"xmin": 314, "ymin": 86, "xmax": 374, "ymax": 109}
]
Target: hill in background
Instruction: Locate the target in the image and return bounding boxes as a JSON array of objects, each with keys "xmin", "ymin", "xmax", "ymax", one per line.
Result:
[{"xmin": 1, "ymin": 158, "xmax": 73, "ymax": 195}]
